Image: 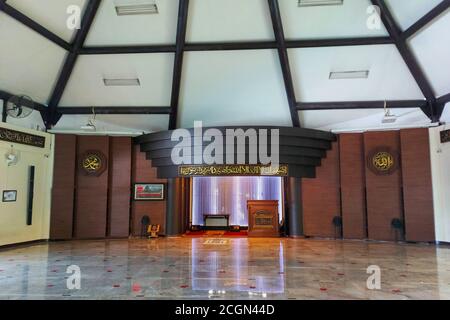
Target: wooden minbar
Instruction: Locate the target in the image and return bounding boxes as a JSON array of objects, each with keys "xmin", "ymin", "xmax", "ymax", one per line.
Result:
[{"xmin": 247, "ymin": 200, "xmax": 279, "ymax": 237}]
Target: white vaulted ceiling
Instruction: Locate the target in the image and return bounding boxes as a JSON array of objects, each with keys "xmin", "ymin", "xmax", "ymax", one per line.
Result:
[{"xmin": 0, "ymin": 0, "xmax": 449, "ymax": 133}]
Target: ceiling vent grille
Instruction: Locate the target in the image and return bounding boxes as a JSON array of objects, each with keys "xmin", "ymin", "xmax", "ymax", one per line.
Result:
[
  {"xmin": 298, "ymin": 0, "xmax": 344, "ymax": 7},
  {"xmin": 329, "ymin": 70, "xmax": 369, "ymax": 80},
  {"xmin": 115, "ymin": 3, "xmax": 159, "ymax": 16},
  {"xmin": 103, "ymin": 78, "xmax": 141, "ymax": 86}
]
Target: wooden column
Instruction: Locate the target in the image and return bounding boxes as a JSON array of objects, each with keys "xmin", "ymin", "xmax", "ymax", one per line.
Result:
[
  {"xmin": 108, "ymin": 137, "xmax": 132, "ymax": 238},
  {"xmin": 339, "ymin": 133, "xmax": 367, "ymax": 239},
  {"xmin": 50, "ymin": 134, "xmax": 76, "ymax": 239},
  {"xmin": 400, "ymin": 128, "xmax": 435, "ymax": 242}
]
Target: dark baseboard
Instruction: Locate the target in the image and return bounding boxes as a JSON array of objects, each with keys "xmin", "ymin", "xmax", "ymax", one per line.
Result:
[{"xmin": 0, "ymin": 239, "xmax": 48, "ymax": 251}]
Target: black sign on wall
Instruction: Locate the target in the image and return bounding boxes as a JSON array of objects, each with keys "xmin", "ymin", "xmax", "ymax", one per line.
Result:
[
  {"xmin": 0, "ymin": 127, "xmax": 45, "ymax": 148},
  {"xmin": 441, "ymin": 129, "xmax": 450, "ymax": 144}
]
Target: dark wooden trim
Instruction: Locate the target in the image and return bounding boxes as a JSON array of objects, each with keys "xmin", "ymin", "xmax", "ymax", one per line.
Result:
[
  {"xmin": 268, "ymin": 0, "xmax": 300, "ymax": 127},
  {"xmin": 59, "ymin": 106, "xmax": 172, "ymax": 115},
  {"xmin": 79, "ymin": 37, "xmax": 394, "ymax": 55},
  {"xmin": 168, "ymin": 0, "xmax": 189, "ymax": 130},
  {"xmin": 1, "ymin": 99, "xmax": 6, "ymax": 123},
  {"xmin": 80, "ymin": 38, "xmax": 395, "ymax": 55},
  {"xmin": 0, "ymin": 239, "xmax": 47, "ymax": 251},
  {"xmin": 47, "ymin": 0, "xmax": 101, "ymax": 128},
  {"xmin": 0, "ymin": 1, "xmax": 71, "ymax": 51},
  {"xmin": 297, "ymin": 100, "xmax": 427, "ymax": 110},
  {"xmin": 371, "ymin": 0, "xmax": 438, "ymax": 121},
  {"xmin": 285, "ymin": 37, "xmax": 393, "ymax": 48},
  {"xmin": 437, "ymin": 92, "xmax": 450, "ymax": 105},
  {"xmin": 185, "ymin": 41, "xmax": 276, "ymax": 51},
  {"xmin": 79, "ymin": 45, "xmax": 176, "ymax": 55},
  {"xmin": 402, "ymin": 0, "xmax": 450, "ymax": 40}
]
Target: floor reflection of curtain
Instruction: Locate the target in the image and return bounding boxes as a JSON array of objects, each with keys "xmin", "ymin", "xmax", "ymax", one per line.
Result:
[{"xmin": 192, "ymin": 177, "xmax": 282, "ymax": 226}]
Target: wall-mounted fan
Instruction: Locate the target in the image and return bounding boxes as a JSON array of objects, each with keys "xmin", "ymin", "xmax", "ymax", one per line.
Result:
[{"xmin": 6, "ymin": 95, "xmax": 34, "ymax": 119}]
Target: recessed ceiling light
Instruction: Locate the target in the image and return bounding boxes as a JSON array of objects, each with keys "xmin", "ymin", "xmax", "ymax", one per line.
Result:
[
  {"xmin": 329, "ymin": 70, "xmax": 369, "ymax": 80},
  {"xmin": 115, "ymin": 3, "xmax": 158, "ymax": 16},
  {"xmin": 298, "ymin": 0, "xmax": 344, "ymax": 7},
  {"xmin": 103, "ymin": 78, "xmax": 141, "ymax": 86}
]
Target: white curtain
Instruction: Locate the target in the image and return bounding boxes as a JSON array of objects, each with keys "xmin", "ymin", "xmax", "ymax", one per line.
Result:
[{"xmin": 192, "ymin": 176, "xmax": 283, "ymax": 226}]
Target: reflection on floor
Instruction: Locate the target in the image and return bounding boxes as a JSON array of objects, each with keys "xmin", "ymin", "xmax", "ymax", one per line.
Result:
[{"xmin": 1, "ymin": 237, "xmax": 450, "ymax": 300}]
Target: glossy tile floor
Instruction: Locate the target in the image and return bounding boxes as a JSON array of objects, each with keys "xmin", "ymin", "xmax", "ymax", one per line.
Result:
[{"xmin": 1, "ymin": 237, "xmax": 450, "ymax": 300}]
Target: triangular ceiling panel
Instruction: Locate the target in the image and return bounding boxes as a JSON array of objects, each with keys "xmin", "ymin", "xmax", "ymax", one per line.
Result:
[
  {"xmin": 6, "ymin": 0, "xmax": 87, "ymax": 42},
  {"xmin": 289, "ymin": 44, "xmax": 425, "ymax": 102},
  {"xmin": 0, "ymin": 12, "xmax": 66, "ymax": 104},
  {"xmin": 409, "ymin": 10, "xmax": 450, "ymax": 97},
  {"xmin": 385, "ymin": 0, "xmax": 443, "ymax": 30},
  {"xmin": 279, "ymin": 0, "xmax": 388, "ymax": 40}
]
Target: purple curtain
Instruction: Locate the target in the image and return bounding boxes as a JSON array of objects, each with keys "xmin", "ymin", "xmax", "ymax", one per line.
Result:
[{"xmin": 192, "ymin": 176, "xmax": 283, "ymax": 226}]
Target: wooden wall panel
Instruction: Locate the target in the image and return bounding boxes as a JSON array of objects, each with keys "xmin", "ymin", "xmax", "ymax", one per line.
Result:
[
  {"xmin": 400, "ymin": 128, "xmax": 435, "ymax": 242},
  {"xmin": 108, "ymin": 137, "xmax": 132, "ymax": 238},
  {"xmin": 339, "ymin": 133, "xmax": 367, "ymax": 239},
  {"xmin": 131, "ymin": 145, "xmax": 167, "ymax": 236},
  {"xmin": 74, "ymin": 136, "xmax": 109, "ymax": 239},
  {"xmin": 50, "ymin": 135, "xmax": 76, "ymax": 240},
  {"xmin": 302, "ymin": 141, "xmax": 341, "ymax": 238},
  {"xmin": 364, "ymin": 131, "xmax": 403, "ymax": 241}
]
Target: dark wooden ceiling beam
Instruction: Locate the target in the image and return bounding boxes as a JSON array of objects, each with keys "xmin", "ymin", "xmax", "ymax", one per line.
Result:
[
  {"xmin": 46, "ymin": 0, "xmax": 101, "ymax": 128},
  {"xmin": 59, "ymin": 106, "xmax": 171, "ymax": 115},
  {"xmin": 437, "ymin": 92, "xmax": 450, "ymax": 105},
  {"xmin": 79, "ymin": 37, "xmax": 394, "ymax": 54},
  {"xmin": 168, "ymin": 0, "xmax": 189, "ymax": 130},
  {"xmin": 268, "ymin": 0, "xmax": 300, "ymax": 127},
  {"xmin": 297, "ymin": 100, "xmax": 427, "ymax": 110},
  {"xmin": 0, "ymin": 0, "xmax": 71, "ymax": 51},
  {"xmin": 79, "ymin": 45, "xmax": 176, "ymax": 55},
  {"xmin": 371, "ymin": 0, "xmax": 440, "ymax": 121},
  {"xmin": 402, "ymin": 0, "xmax": 450, "ymax": 40}
]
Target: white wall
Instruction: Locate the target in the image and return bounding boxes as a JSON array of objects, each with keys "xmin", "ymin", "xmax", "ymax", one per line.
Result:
[
  {"xmin": 429, "ymin": 125, "xmax": 450, "ymax": 243},
  {"xmin": 0, "ymin": 122, "xmax": 54, "ymax": 246}
]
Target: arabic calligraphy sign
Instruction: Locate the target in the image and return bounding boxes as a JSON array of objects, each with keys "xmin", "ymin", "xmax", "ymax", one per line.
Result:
[
  {"xmin": 79, "ymin": 150, "xmax": 107, "ymax": 176},
  {"xmin": 367, "ymin": 147, "xmax": 398, "ymax": 175},
  {"xmin": 0, "ymin": 127, "xmax": 45, "ymax": 148},
  {"xmin": 178, "ymin": 164, "xmax": 289, "ymax": 177}
]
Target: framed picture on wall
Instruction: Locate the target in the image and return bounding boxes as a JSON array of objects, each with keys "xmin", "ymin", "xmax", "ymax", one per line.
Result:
[
  {"xmin": 133, "ymin": 183, "xmax": 165, "ymax": 201},
  {"xmin": 2, "ymin": 190, "xmax": 17, "ymax": 202}
]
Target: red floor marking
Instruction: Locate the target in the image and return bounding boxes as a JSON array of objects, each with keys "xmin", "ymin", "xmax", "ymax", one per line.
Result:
[
  {"xmin": 132, "ymin": 284, "xmax": 141, "ymax": 292},
  {"xmin": 320, "ymin": 288, "xmax": 328, "ymax": 291},
  {"xmin": 249, "ymin": 286, "xmax": 256, "ymax": 289},
  {"xmin": 337, "ymin": 273, "xmax": 345, "ymax": 276},
  {"xmin": 113, "ymin": 284, "xmax": 120, "ymax": 288},
  {"xmin": 107, "ymin": 269, "xmax": 113, "ymax": 272},
  {"xmin": 180, "ymin": 285, "xmax": 189, "ymax": 288},
  {"xmin": 392, "ymin": 289, "xmax": 401, "ymax": 293},
  {"xmin": 163, "ymin": 270, "xmax": 169, "ymax": 273},
  {"xmin": 219, "ymin": 270, "xmax": 226, "ymax": 273}
]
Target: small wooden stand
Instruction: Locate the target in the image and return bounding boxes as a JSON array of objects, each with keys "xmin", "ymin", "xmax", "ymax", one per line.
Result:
[{"xmin": 247, "ymin": 200, "xmax": 279, "ymax": 237}]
